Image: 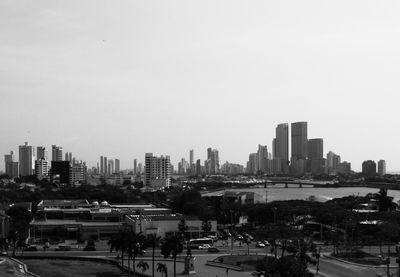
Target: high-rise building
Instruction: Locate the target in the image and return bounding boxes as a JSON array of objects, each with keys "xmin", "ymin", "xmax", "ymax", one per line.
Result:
[
  {"xmin": 103, "ymin": 157, "xmax": 108, "ymax": 175},
  {"xmin": 189, "ymin": 150, "xmax": 194, "ymax": 167},
  {"xmin": 4, "ymin": 151, "xmax": 19, "ymax": 178},
  {"xmin": 362, "ymin": 160, "xmax": 377, "ymax": 177},
  {"xmin": 257, "ymin": 145, "xmax": 269, "ymax": 174},
  {"xmin": 36, "ymin": 147, "xmax": 48, "ymax": 161},
  {"xmin": 35, "ymin": 159, "xmax": 49, "ymax": 180},
  {"xmin": 144, "ymin": 153, "xmax": 171, "ymax": 188},
  {"xmin": 133, "ymin": 159, "xmax": 137, "ymax": 174},
  {"xmin": 307, "ymin": 138, "xmax": 324, "ymax": 175},
  {"xmin": 207, "ymin": 148, "xmax": 220, "ymax": 174},
  {"xmin": 326, "ymin": 151, "xmax": 341, "ymax": 175},
  {"xmin": 100, "ymin": 156, "xmax": 104, "ymax": 175},
  {"xmin": 196, "ymin": 159, "xmax": 202, "ymax": 175},
  {"xmin": 378, "ymin": 160, "xmax": 386, "ymax": 176},
  {"xmin": 274, "ymin": 123, "xmax": 289, "ymax": 174},
  {"xmin": 291, "ymin": 122, "xmax": 308, "ymax": 175},
  {"xmin": 115, "ymin": 159, "xmax": 120, "ymax": 173},
  {"xmin": 108, "ymin": 159, "xmax": 114, "ymax": 174},
  {"xmin": 247, "ymin": 153, "xmax": 258, "ymax": 175},
  {"xmin": 70, "ymin": 162, "xmax": 87, "ymax": 185},
  {"xmin": 19, "ymin": 142, "xmax": 35, "ymax": 176},
  {"xmin": 51, "ymin": 145, "xmax": 63, "ymax": 161},
  {"xmin": 337, "ymin": 162, "xmax": 351, "ymax": 175}
]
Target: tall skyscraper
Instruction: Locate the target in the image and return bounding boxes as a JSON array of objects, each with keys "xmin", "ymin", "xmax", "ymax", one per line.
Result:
[
  {"xmin": 207, "ymin": 148, "xmax": 220, "ymax": 174},
  {"xmin": 144, "ymin": 153, "xmax": 171, "ymax": 188},
  {"xmin": 274, "ymin": 123, "xmax": 289, "ymax": 174},
  {"xmin": 326, "ymin": 151, "xmax": 341, "ymax": 175},
  {"xmin": 378, "ymin": 160, "xmax": 386, "ymax": 176},
  {"xmin": 115, "ymin": 159, "xmax": 120, "ymax": 173},
  {"xmin": 19, "ymin": 142, "xmax": 35, "ymax": 176},
  {"xmin": 247, "ymin": 153, "xmax": 258, "ymax": 175},
  {"xmin": 307, "ymin": 138, "xmax": 324, "ymax": 175},
  {"xmin": 291, "ymin": 122, "xmax": 308, "ymax": 175},
  {"xmin": 257, "ymin": 145, "xmax": 269, "ymax": 173},
  {"xmin": 100, "ymin": 156, "xmax": 104, "ymax": 175},
  {"xmin": 51, "ymin": 145, "xmax": 63, "ymax": 161},
  {"xmin": 37, "ymin": 146, "xmax": 48, "ymax": 160},
  {"xmin": 133, "ymin": 159, "xmax": 137, "ymax": 174},
  {"xmin": 108, "ymin": 159, "xmax": 114, "ymax": 174},
  {"xmin": 103, "ymin": 156, "xmax": 108, "ymax": 175},
  {"xmin": 4, "ymin": 151, "xmax": 19, "ymax": 178},
  {"xmin": 189, "ymin": 150, "xmax": 194, "ymax": 167}
]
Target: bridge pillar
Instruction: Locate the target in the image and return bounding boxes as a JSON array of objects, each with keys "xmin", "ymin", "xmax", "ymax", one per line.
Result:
[
  {"xmin": 285, "ymin": 183, "xmax": 288, "ymax": 188},
  {"xmin": 299, "ymin": 183, "xmax": 302, "ymax": 188},
  {"xmin": 264, "ymin": 183, "xmax": 267, "ymax": 189}
]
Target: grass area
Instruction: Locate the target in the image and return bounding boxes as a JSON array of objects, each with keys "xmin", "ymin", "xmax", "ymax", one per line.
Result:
[
  {"xmin": 0, "ymin": 259, "xmax": 27, "ymax": 277},
  {"xmin": 21, "ymin": 259, "xmax": 128, "ymax": 277},
  {"xmin": 213, "ymin": 255, "xmax": 265, "ymax": 270}
]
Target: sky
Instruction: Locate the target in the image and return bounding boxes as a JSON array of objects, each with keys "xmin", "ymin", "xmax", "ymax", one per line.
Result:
[{"xmin": 0, "ymin": 0, "xmax": 399, "ymax": 171}]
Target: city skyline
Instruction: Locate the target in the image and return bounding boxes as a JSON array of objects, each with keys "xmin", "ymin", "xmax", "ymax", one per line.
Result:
[{"xmin": 1, "ymin": 1, "xmax": 399, "ymax": 172}]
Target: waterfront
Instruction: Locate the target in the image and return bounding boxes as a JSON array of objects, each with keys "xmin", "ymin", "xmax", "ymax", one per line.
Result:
[{"xmin": 203, "ymin": 185, "xmax": 400, "ymax": 203}]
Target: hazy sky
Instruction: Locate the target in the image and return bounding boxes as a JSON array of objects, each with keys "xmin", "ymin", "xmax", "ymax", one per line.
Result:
[{"xmin": 1, "ymin": 0, "xmax": 399, "ymax": 171}]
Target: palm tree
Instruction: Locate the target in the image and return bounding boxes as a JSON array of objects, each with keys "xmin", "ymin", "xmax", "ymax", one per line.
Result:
[
  {"xmin": 137, "ymin": 261, "xmax": 149, "ymax": 274},
  {"xmin": 108, "ymin": 231, "xmax": 127, "ymax": 271},
  {"xmin": 161, "ymin": 235, "xmax": 183, "ymax": 277},
  {"xmin": 157, "ymin": 263, "xmax": 167, "ymax": 277},
  {"xmin": 147, "ymin": 234, "xmax": 161, "ymax": 277},
  {"xmin": 201, "ymin": 220, "xmax": 212, "ymax": 238},
  {"xmin": 126, "ymin": 231, "xmax": 146, "ymax": 277}
]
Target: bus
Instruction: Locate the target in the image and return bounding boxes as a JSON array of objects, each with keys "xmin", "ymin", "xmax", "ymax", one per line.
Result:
[{"xmin": 188, "ymin": 238, "xmax": 213, "ymax": 249}]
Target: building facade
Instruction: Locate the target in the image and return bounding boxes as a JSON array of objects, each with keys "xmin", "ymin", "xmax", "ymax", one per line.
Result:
[
  {"xmin": 19, "ymin": 142, "xmax": 35, "ymax": 176},
  {"xmin": 378, "ymin": 160, "xmax": 386, "ymax": 176},
  {"xmin": 144, "ymin": 153, "xmax": 171, "ymax": 188}
]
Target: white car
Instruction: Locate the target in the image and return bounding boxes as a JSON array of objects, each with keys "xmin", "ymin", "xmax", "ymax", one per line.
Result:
[
  {"xmin": 256, "ymin": 242, "xmax": 266, "ymax": 248},
  {"xmin": 198, "ymin": 244, "xmax": 211, "ymax": 249}
]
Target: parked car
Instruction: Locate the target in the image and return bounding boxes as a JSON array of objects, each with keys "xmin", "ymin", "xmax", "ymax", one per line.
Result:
[
  {"xmin": 262, "ymin": 240, "xmax": 271, "ymax": 246},
  {"xmin": 256, "ymin": 242, "xmax": 266, "ymax": 248},
  {"xmin": 198, "ymin": 244, "xmax": 211, "ymax": 249},
  {"xmin": 24, "ymin": 245, "xmax": 38, "ymax": 251},
  {"xmin": 83, "ymin": 245, "xmax": 96, "ymax": 251},
  {"xmin": 207, "ymin": 247, "xmax": 220, "ymax": 253},
  {"xmin": 55, "ymin": 245, "xmax": 71, "ymax": 251}
]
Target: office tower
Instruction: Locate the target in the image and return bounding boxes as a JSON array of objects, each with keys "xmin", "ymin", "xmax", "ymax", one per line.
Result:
[
  {"xmin": 247, "ymin": 153, "xmax": 258, "ymax": 175},
  {"xmin": 104, "ymin": 156, "xmax": 108, "ymax": 175},
  {"xmin": 189, "ymin": 150, "xmax": 194, "ymax": 167},
  {"xmin": 64, "ymin": 152, "xmax": 72, "ymax": 162},
  {"xmin": 178, "ymin": 158, "xmax": 189, "ymax": 174},
  {"xmin": 19, "ymin": 142, "xmax": 35, "ymax": 176},
  {"xmin": 4, "ymin": 151, "xmax": 19, "ymax": 178},
  {"xmin": 291, "ymin": 122, "xmax": 308, "ymax": 175},
  {"xmin": 51, "ymin": 145, "xmax": 63, "ymax": 161},
  {"xmin": 138, "ymin": 163, "xmax": 143, "ymax": 174},
  {"xmin": 108, "ymin": 159, "xmax": 114, "ymax": 174},
  {"xmin": 133, "ymin": 159, "xmax": 137, "ymax": 174},
  {"xmin": 362, "ymin": 160, "xmax": 377, "ymax": 177},
  {"xmin": 35, "ymin": 159, "xmax": 49, "ymax": 180},
  {"xmin": 196, "ymin": 159, "xmax": 201, "ymax": 175},
  {"xmin": 50, "ymin": 161, "xmax": 70, "ymax": 184},
  {"xmin": 257, "ymin": 145, "xmax": 269, "ymax": 174},
  {"xmin": 71, "ymin": 162, "xmax": 87, "ymax": 185},
  {"xmin": 274, "ymin": 123, "xmax": 289, "ymax": 174},
  {"xmin": 326, "ymin": 151, "xmax": 341, "ymax": 175},
  {"xmin": 378, "ymin": 160, "xmax": 386, "ymax": 176},
  {"xmin": 144, "ymin": 153, "xmax": 171, "ymax": 188},
  {"xmin": 115, "ymin": 159, "xmax": 120, "ymax": 173},
  {"xmin": 37, "ymin": 147, "xmax": 48, "ymax": 161},
  {"xmin": 207, "ymin": 148, "xmax": 220, "ymax": 174},
  {"xmin": 100, "ymin": 156, "xmax": 104, "ymax": 175},
  {"xmin": 307, "ymin": 138, "xmax": 324, "ymax": 175}
]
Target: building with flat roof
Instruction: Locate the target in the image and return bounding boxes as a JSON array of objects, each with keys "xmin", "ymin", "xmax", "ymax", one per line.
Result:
[
  {"xmin": 19, "ymin": 142, "xmax": 35, "ymax": 176},
  {"xmin": 145, "ymin": 153, "xmax": 171, "ymax": 188},
  {"xmin": 362, "ymin": 160, "xmax": 377, "ymax": 177},
  {"xmin": 378, "ymin": 160, "xmax": 386, "ymax": 176}
]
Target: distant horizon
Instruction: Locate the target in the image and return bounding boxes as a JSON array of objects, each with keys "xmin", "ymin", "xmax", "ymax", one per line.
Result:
[{"xmin": 1, "ymin": 1, "xmax": 399, "ymax": 172}]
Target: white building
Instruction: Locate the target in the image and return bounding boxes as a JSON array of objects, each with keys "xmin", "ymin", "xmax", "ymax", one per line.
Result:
[
  {"xmin": 35, "ymin": 159, "xmax": 49, "ymax": 180},
  {"xmin": 378, "ymin": 160, "xmax": 386, "ymax": 176},
  {"xmin": 145, "ymin": 153, "xmax": 171, "ymax": 188}
]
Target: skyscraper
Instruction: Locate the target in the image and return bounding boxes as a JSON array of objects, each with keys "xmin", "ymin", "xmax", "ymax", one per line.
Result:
[
  {"xmin": 108, "ymin": 159, "xmax": 114, "ymax": 174},
  {"xmin": 115, "ymin": 159, "xmax": 120, "ymax": 173},
  {"xmin": 4, "ymin": 151, "xmax": 19, "ymax": 178},
  {"xmin": 19, "ymin": 142, "xmax": 35, "ymax": 176},
  {"xmin": 362, "ymin": 160, "xmax": 376, "ymax": 177},
  {"xmin": 207, "ymin": 148, "xmax": 220, "ymax": 174},
  {"xmin": 100, "ymin": 156, "xmax": 104, "ymax": 175},
  {"xmin": 103, "ymin": 156, "xmax": 108, "ymax": 175},
  {"xmin": 51, "ymin": 145, "xmax": 63, "ymax": 161},
  {"xmin": 35, "ymin": 159, "xmax": 49, "ymax": 180},
  {"xmin": 307, "ymin": 138, "xmax": 324, "ymax": 174},
  {"xmin": 257, "ymin": 145, "xmax": 269, "ymax": 173},
  {"xmin": 144, "ymin": 153, "xmax": 171, "ymax": 188},
  {"xmin": 189, "ymin": 150, "xmax": 194, "ymax": 167},
  {"xmin": 133, "ymin": 159, "xmax": 137, "ymax": 174},
  {"xmin": 274, "ymin": 123, "xmax": 289, "ymax": 174},
  {"xmin": 378, "ymin": 160, "xmax": 386, "ymax": 176},
  {"xmin": 291, "ymin": 122, "xmax": 308, "ymax": 176},
  {"xmin": 37, "ymin": 146, "xmax": 48, "ymax": 160},
  {"xmin": 326, "ymin": 151, "xmax": 341, "ymax": 175}
]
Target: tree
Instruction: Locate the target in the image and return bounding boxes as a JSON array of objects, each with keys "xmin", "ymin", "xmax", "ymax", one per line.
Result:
[
  {"xmin": 178, "ymin": 218, "xmax": 188, "ymax": 238},
  {"xmin": 126, "ymin": 231, "xmax": 146, "ymax": 277},
  {"xmin": 146, "ymin": 234, "xmax": 161, "ymax": 277},
  {"xmin": 161, "ymin": 235, "xmax": 184, "ymax": 277},
  {"xmin": 201, "ymin": 220, "xmax": 212, "ymax": 238},
  {"xmin": 157, "ymin": 263, "xmax": 168, "ymax": 277},
  {"xmin": 137, "ymin": 261, "xmax": 149, "ymax": 274},
  {"xmin": 108, "ymin": 231, "xmax": 127, "ymax": 271},
  {"xmin": 6, "ymin": 206, "xmax": 32, "ymax": 256},
  {"xmin": 375, "ymin": 189, "xmax": 396, "ymax": 212}
]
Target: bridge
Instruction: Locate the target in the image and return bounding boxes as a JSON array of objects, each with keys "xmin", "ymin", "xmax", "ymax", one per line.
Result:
[{"xmin": 260, "ymin": 180, "xmax": 338, "ymax": 188}]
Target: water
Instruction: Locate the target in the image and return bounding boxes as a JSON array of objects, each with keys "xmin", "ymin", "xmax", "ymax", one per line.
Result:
[{"xmin": 203, "ymin": 185, "xmax": 400, "ymax": 203}]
